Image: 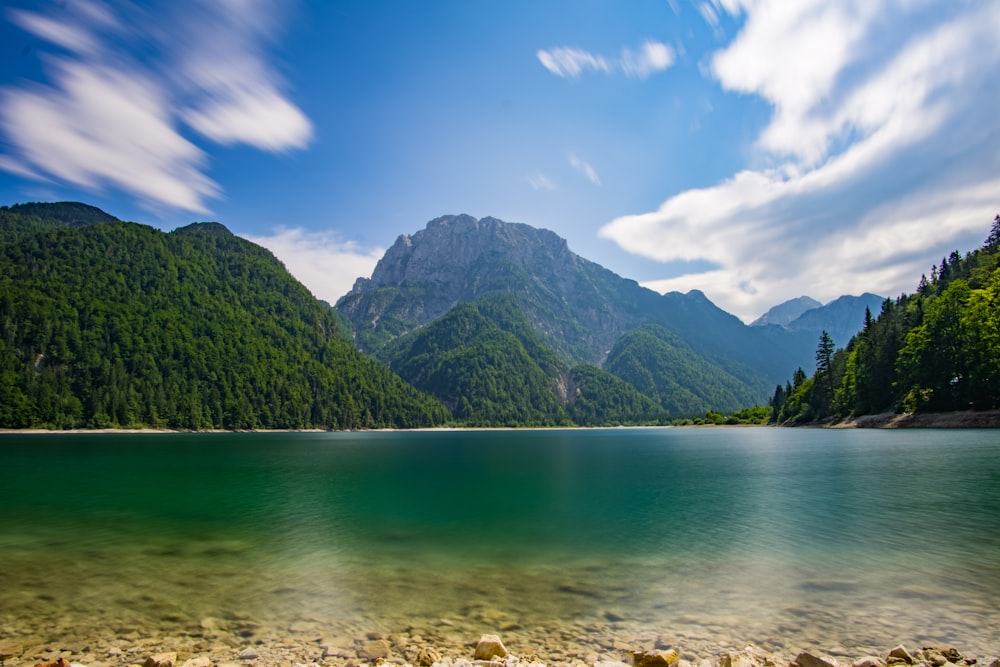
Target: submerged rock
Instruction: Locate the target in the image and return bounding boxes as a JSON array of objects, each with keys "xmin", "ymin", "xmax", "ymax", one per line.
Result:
[
  {"xmin": 34, "ymin": 659, "xmax": 71, "ymax": 667},
  {"xmin": 473, "ymin": 635, "xmax": 508, "ymax": 661},
  {"xmin": 887, "ymin": 647, "xmax": 914, "ymax": 665},
  {"xmin": 357, "ymin": 639, "xmax": 391, "ymax": 661},
  {"xmin": 634, "ymin": 649, "xmax": 681, "ymax": 667},
  {"xmin": 852, "ymin": 656, "xmax": 887, "ymax": 667},
  {"xmin": 795, "ymin": 652, "xmax": 838, "ymax": 667},
  {"xmin": 143, "ymin": 653, "xmax": 178, "ymax": 667},
  {"xmin": 417, "ymin": 647, "xmax": 442, "ymax": 666}
]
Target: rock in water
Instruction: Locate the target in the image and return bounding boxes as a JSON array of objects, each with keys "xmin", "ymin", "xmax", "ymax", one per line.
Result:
[
  {"xmin": 634, "ymin": 649, "xmax": 681, "ymax": 667},
  {"xmin": 795, "ymin": 652, "xmax": 838, "ymax": 667},
  {"xmin": 887, "ymin": 647, "xmax": 914, "ymax": 665},
  {"xmin": 416, "ymin": 647, "xmax": 441, "ymax": 667},
  {"xmin": 473, "ymin": 635, "xmax": 508, "ymax": 660},
  {"xmin": 181, "ymin": 658, "xmax": 212, "ymax": 667},
  {"xmin": 852, "ymin": 657, "xmax": 887, "ymax": 667},
  {"xmin": 718, "ymin": 650, "xmax": 765, "ymax": 667},
  {"xmin": 34, "ymin": 660, "xmax": 71, "ymax": 667},
  {"xmin": 143, "ymin": 653, "xmax": 178, "ymax": 667},
  {"xmin": 357, "ymin": 640, "xmax": 391, "ymax": 661}
]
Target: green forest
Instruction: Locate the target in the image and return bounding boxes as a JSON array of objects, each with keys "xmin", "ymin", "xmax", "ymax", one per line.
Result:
[
  {"xmin": 4, "ymin": 202, "xmax": 998, "ymax": 431},
  {"xmin": 384, "ymin": 293, "xmax": 666, "ymax": 427},
  {"xmin": 771, "ymin": 215, "xmax": 1000, "ymax": 423},
  {"xmin": 0, "ymin": 204, "xmax": 448, "ymax": 430}
]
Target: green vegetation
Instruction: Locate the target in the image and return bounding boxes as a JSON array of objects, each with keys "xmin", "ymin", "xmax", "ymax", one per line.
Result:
[
  {"xmin": 771, "ymin": 215, "xmax": 1000, "ymax": 422},
  {"xmin": 604, "ymin": 323, "xmax": 763, "ymax": 417},
  {"xmin": 384, "ymin": 293, "xmax": 668, "ymax": 427},
  {"xmin": 0, "ymin": 203, "xmax": 448, "ymax": 430}
]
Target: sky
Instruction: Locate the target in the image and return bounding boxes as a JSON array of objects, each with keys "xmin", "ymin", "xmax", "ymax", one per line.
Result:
[{"xmin": 1, "ymin": 0, "xmax": 998, "ymax": 322}]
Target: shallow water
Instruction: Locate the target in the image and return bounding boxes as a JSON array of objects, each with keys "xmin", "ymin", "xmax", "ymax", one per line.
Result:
[{"xmin": 1, "ymin": 428, "xmax": 999, "ymax": 660}]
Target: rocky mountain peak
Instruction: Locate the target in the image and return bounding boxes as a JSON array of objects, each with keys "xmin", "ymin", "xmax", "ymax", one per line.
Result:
[{"xmin": 363, "ymin": 214, "xmax": 574, "ymax": 293}]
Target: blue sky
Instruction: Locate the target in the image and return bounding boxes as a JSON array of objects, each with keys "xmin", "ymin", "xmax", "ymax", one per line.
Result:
[{"xmin": 1, "ymin": 0, "xmax": 998, "ymax": 321}]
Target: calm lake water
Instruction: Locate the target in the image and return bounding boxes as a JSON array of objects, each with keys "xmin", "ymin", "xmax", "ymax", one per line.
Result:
[{"xmin": 1, "ymin": 428, "xmax": 999, "ymax": 660}]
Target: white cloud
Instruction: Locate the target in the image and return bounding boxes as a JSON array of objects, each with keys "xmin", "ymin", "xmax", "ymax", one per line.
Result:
[
  {"xmin": 0, "ymin": 0, "xmax": 313, "ymax": 212},
  {"xmin": 621, "ymin": 41, "xmax": 676, "ymax": 79},
  {"xmin": 527, "ymin": 173, "xmax": 557, "ymax": 191},
  {"xmin": 537, "ymin": 48, "xmax": 611, "ymax": 78},
  {"xmin": 569, "ymin": 153, "xmax": 601, "ymax": 186},
  {"xmin": 600, "ymin": 1, "xmax": 1000, "ymax": 321},
  {"xmin": 244, "ymin": 227, "xmax": 385, "ymax": 305},
  {"xmin": 538, "ymin": 41, "xmax": 675, "ymax": 80},
  {"xmin": 0, "ymin": 60, "xmax": 219, "ymax": 213}
]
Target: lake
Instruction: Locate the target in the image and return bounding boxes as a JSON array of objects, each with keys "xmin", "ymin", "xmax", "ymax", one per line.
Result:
[{"xmin": 1, "ymin": 428, "xmax": 998, "ymax": 664}]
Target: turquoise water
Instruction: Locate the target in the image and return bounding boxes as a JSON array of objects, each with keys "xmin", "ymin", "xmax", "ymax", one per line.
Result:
[{"xmin": 1, "ymin": 428, "xmax": 999, "ymax": 658}]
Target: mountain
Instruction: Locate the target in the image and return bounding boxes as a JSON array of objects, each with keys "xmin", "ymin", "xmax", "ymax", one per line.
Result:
[
  {"xmin": 383, "ymin": 293, "xmax": 663, "ymax": 426},
  {"xmin": 751, "ymin": 296, "xmax": 822, "ymax": 327},
  {"xmin": 336, "ymin": 215, "xmax": 816, "ymax": 404},
  {"xmin": 604, "ymin": 324, "xmax": 763, "ymax": 415},
  {"xmin": 0, "ymin": 202, "xmax": 448, "ymax": 430},
  {"xmin": 785, "ymin": 293, "xmax": 887, "ymax": 348}
]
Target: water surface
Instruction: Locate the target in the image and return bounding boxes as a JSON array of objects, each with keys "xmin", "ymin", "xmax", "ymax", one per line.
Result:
[{"xmin": 1, "ymin": 428, "xmax": 998, "ymax": 659}]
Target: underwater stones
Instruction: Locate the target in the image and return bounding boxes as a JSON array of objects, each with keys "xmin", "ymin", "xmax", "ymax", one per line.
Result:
[
  {"xmin": 357, "ymin": 639, "xmax": 391, "ymax": 661},
  {"xmin": 416, "ymin": 647, "xmax": 442, "ymax": 667},
  {"xmin": 634, "ymin": 649, "xmax": 681, "ymax": 667},
  {"xmin": 794, "ymin": 652, "xmax": 838, "ymax": 667},
  {"xmin": 473, "ymin": 635, "xmax": 507, "ymax": 661},
  {"xmin": 852, "ymin": 657, "xmax": 887, "ymax": 667},
  {"xmin": 919, "ymin": 647, "xmax": 964, "ymax": 666},
  {"xmin": 143, "ymin": 653, "xmax": 178, "ymax": 667},
  {"xmin": 237, "ymin": 648, "xmax": 259, "ymax": 661},
  {"xmin": 34, "ymin": 659, "xmax": 71, "ymax": 667},
  {"xmin": 181, "ymin": 657, "xmax": 211, "ymax": 667},
  {"xmin": 887, "ymin": 647, "xmax": 914, "ymax": 665},
  {"xmin": 717, "ymin": 648, "xmax": 766, "ymax": 667}
]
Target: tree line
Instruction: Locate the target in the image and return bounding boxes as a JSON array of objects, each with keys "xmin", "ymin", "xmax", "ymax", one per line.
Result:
[{"xmin": 772, "ymin": 215, "xmax": 1000, "ymax": 422}]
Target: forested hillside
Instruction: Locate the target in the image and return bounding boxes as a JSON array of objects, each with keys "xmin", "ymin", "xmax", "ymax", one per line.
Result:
[
  {"xmin": 0, "ymin": 203, "xmax": 448, "ymax": 430},
  {"xmin": 604, "ymin": 324, "xmax": 763, "ymax": 415},
  {"xmin": 384, "ymin": 293, "xmax": 664, "ymax": 426},
  {"xmin": 772, "ymin": 216, "xmax": 1000, "ymax": 422}
]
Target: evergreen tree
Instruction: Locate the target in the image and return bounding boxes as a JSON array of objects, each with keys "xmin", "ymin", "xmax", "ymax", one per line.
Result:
[{"xmin": 986, "ymin": 213, "xmax": 1000, "ymax": 252}]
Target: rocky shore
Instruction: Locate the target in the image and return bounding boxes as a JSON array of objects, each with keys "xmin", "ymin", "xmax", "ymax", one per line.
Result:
[{"xmin": 1, "ymin": 630, "xmax": 996, "ymax": 667}]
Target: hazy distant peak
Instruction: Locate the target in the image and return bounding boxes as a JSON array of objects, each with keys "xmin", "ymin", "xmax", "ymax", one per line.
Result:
[{"xmin": 751, "ymin": 296, "xmax": 822, "ymax": 327}]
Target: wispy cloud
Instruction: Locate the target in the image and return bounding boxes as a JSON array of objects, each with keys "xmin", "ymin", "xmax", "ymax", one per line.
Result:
[
  {"xmin": 527, "ymin": 173, "xmax": 557, "ymax": 192},
  {"xmin": 600, "ymin": 1, "xmax": 1000, "ymax": 321},
  {"xmin": 569, "ymin": 154, "xmax": 601, "ymax": 186},
  {"xmin": 538, "ymin": 41, "xmax": 675, "ymax": 80},
  {"xmin": 243, "ymin": 227, "xmax": 384, "ymax": 305},
  {"xmin": 537, "ymin": 48, "xmax": 611, "ymax": 79},
  {"xmin": 0, "ymin": 0, "xmax": 312, "ymax": 213}
]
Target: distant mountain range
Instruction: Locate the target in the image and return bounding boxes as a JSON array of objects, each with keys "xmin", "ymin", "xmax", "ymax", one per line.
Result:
[
  {"xmin": 335, "ymin": 214, "xmax": 823, "ymax": 418},
  {"xmin": 2, "ymin": 202, "xmax": 893, "ymax": 429},
  {"xmin": 752, "ymin": 293, "xmax": 886, "ymax": 348}
]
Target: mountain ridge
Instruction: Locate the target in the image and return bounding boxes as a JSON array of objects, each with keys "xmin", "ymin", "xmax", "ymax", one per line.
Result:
[{"xmin": 337, "ymin": 214, "xmax": 817, "ymax": 403}]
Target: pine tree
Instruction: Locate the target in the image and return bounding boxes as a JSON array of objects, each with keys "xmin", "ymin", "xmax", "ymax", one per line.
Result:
[{"xmin": 986, "ymin": 213, "xmax": 1000, "ymax": 252}]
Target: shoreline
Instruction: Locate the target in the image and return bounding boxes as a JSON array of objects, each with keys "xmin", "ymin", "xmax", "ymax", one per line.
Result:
[
  {"xmin": 1, "ymin": 630, "xmax": 996, "ymax": 667},
  {"xmin": 2, "ymin": 410, "xmax": 999, "ymax": 435}
]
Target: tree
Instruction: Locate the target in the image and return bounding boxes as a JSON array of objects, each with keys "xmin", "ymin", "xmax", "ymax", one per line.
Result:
[{"xmin": 987, "ymin": 214, "xmax": 1000, "ymax": 252}]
